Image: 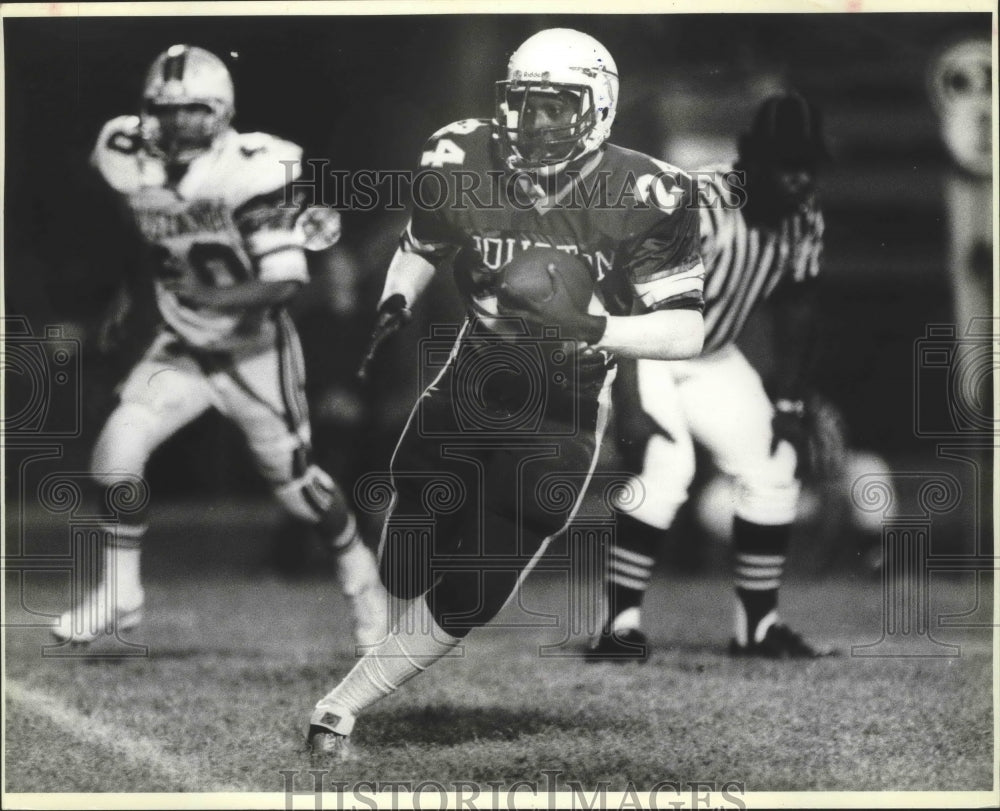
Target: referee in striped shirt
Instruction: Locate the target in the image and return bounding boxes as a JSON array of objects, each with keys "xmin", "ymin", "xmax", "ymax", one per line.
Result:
[{"xmin": 589, "ymin": 93, "xmax": 839, "ymax": 661}]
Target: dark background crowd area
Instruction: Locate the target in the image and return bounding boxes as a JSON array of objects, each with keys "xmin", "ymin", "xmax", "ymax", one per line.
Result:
[{"xmin": 4, "ymin": 13, "xmax": 993, "ymax": 538}]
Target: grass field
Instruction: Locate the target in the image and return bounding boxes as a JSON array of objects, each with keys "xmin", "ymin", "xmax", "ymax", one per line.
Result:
[{"xmin": 3, "ymin": 502, "xmax": 996, "ymax": 804}]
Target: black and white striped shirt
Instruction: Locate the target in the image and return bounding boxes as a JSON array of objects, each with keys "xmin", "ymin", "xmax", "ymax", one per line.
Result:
[{"xmin": 697, "ymin": 165, "xmax": 824, "ymax": 354}]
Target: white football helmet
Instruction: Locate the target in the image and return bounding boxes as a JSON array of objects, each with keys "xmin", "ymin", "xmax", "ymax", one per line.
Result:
[
  {"xmin": 140, "ymin": 44, "xmax": 235, "ymax": 164},
  {"xmin": 495, "ymin": 29, "xmax": 619, "ymax": 174}
]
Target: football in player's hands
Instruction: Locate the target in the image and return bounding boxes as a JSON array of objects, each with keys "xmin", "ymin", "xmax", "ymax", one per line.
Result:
[{"xmin": 496, "ymin": 247, "xmax": 605, "ymax": 344}]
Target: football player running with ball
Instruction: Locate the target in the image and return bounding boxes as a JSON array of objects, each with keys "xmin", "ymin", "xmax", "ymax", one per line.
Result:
[
  {"xmin": 52, "ymin": 45, "xmax": 387, "ymax": 650},
  {"xmin": 308, "ymin": 29, "xmax": 706, "ymax": 760},
  {"xmin": 587, "ymin": 93, "xmax": 840, "ymax": 662}
]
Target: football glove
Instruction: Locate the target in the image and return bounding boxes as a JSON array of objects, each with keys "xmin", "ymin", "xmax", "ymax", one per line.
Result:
[{"xmin": 356, "ymin": 294, "xmax": 411, "ymax": 381}]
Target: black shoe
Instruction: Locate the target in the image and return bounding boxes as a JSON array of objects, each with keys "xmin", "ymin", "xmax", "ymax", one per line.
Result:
[
  {"xmin": 729, "ymin": 624, "xmax": 835, "ymax": 659},
  {"xmin": 585, "ymin": 628, "xmax": 649, "ymax": 663}
]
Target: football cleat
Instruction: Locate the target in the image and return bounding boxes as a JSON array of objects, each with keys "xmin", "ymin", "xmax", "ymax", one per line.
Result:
[
  {"xmin": 729, "ymin": 623, "xmax": 835, "ymax": 659},
  {"xmin": 51, "ymin": 587, "xmax": 145, "ymax": 646},
  {"xmin": 584, "ymin": 628, "xmax": 649, "ymax": 663},
  {"xmin": 336, "ymin": 542, "xmax": 389, "ymax": 649},
  {"xmin": 307, "ymin": 708, "xmax": 357, "ymax": 762}
]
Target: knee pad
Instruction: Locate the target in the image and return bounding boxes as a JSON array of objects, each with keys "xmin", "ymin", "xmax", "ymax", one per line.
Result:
[
  {"xmin": 733, "ymin": 441, "xmax": 801, "ymax": 525},
  {"xmin": 274, "ymin": 465, "xmax": 354, "ymax": 545},
  {"xmin": 91, "ymin": 403, "xmax": 161, "ymax": 484},
  {"xmin": 614, "ymin": 433, "xmax": 695, "ymax": 530}
]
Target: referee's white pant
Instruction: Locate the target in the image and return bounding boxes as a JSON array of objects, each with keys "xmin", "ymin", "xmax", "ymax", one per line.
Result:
[{"xmin": 614, "ymin": 344, "xmax": 800, "ymax": 531}]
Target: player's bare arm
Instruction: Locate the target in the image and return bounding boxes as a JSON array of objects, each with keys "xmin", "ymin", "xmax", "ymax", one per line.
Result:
[{"xmin": 597, "ymin": 306, "xmax": 704, "ymax": 360}]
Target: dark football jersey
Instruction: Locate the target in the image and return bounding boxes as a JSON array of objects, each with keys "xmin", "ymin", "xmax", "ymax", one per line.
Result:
[{"xmin": 401, "ymin": 119, "xmax": 705, "ymax": 334}]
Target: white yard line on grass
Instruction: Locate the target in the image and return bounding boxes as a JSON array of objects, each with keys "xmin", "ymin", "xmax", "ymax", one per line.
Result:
[{"xmin": 5, "ymin": 679, "xmax": 243, "ymax": 793}]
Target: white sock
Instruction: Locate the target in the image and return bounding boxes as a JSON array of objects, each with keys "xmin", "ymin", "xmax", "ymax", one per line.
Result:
[
  {"xmin": 313, "ymin": 596, "xmax": 462, "ymax": 734},
  {"xmin": 105, "ymin": 526, "xmax": 144, "ymax": 602}
]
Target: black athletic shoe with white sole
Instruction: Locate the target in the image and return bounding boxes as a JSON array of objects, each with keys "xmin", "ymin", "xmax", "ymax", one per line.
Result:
[
  {"xmin": 729, "ymin": 623, "xmax": 835, "ymax": 659},
  {"xmin": 584, "ymin": 628, "xmax": 650, "ymax": 663}
]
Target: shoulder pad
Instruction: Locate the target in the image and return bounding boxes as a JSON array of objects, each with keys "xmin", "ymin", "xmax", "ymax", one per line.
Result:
[
  {"xmin": 428, "ymin": 119, "xmax": 490, "ymax": 141},
  {"xmin": 419, "ymin": 119, "xmax": 490, "ymax": 169},
  {"xmin": 234, "ymin": 131, "xmax": 301, "ymax": 161},
  {"xmin": 693, "ymin": 162, "xmax": 733, "ymax": 176},
  {"xmin": 222, "ymin": 132, "xmax": 304, "ymax": 202},
  {"xmin": 91, "ymin": 115, "xmax": 147, "ymax": 192},
  {"xmin": 604, "ymin": 143, "xmax": 688, "ymax": 176},
  {"xmin": 647, "ymin": 156, "xmax": 692, "ymax": 180}
]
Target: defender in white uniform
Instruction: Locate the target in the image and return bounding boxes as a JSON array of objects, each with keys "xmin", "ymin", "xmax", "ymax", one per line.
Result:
[{"xmin": 53, "ymin": 45, "xmax": 387, "ymax": 649}]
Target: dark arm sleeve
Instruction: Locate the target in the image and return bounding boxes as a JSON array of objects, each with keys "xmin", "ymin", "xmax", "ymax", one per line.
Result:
[{"xmin": 624, "ymin": 201, "xmax": 705, "ymax": 313}]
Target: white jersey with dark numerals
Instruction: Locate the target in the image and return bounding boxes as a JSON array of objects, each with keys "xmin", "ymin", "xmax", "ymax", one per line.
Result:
[
  {"xmin": 697, "ymin": 164, "xmax": 824, "ymax": 354},
  {"xmin": 92, "ymin": 115, "xmax": 321, "ymax": 350}
]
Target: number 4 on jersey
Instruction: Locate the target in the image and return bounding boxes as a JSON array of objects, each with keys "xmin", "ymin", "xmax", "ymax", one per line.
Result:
[{"xmin": 421, "ymin": 138, "xmax": 465, "ymax": 167}]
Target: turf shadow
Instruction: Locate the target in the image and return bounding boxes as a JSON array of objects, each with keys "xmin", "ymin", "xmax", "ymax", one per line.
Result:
[{"xmin": 363, "ymin": 704, "xmax": 623, "ymax": 746}]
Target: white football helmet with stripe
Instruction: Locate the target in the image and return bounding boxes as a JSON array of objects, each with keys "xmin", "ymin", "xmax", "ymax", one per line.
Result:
[
  {"xmin": 495, "ymin": 28, "xmax": 619, "ymax": 175},
  {"xmin": 141, "ymin": 44, "xmax": 235, "ymax": 164}
]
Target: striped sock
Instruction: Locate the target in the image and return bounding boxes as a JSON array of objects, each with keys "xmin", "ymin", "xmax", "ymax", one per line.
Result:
[
  {"xmin": 604, "ymin": 512, "xmax": 660, "ymax": 633},
  {"xmin": 732, "ymin": 517, "xmax": 790, "ymax": 645}
]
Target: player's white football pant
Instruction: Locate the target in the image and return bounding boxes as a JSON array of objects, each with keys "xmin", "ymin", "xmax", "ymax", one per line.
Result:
[
  {"xmin": 92, "ymin": 330, "xmax": 312, "ymax": 483},
  {"xmin": 93, "ymin": 329, "xmax": 352, "ymax": 531}
]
